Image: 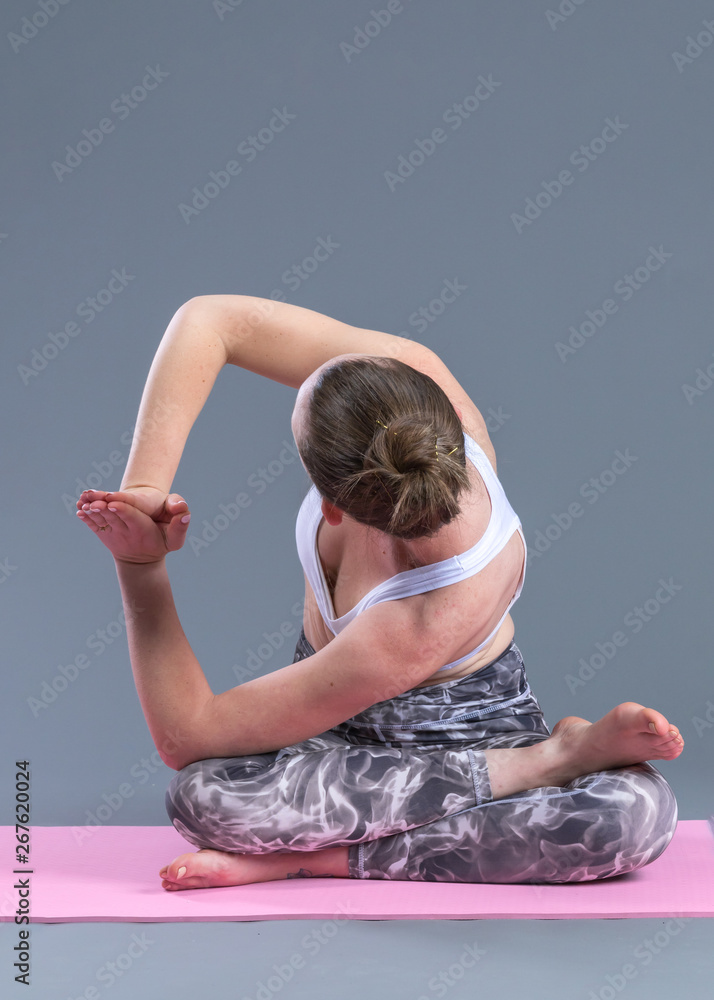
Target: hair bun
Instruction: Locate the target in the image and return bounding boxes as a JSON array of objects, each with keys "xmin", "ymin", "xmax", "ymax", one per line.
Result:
[{"xmin": 299, "ymin": 356, "xmax": 470, "ymax": 539}]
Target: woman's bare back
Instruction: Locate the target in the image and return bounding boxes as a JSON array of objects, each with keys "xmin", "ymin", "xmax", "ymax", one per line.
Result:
[{"xmin": 301, "ymin": 418, "xmax": 527, "ymax": 687}]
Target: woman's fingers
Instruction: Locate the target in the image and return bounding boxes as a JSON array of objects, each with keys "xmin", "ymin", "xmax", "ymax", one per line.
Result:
[
  {"xmin": 77, "ymin": 497, "xmax": 190, "ymax": 559},
  {"xmin": 77, "ymin": 501, "xmax": 152, "ymax": 561},
  {"xmin": 165, "ymin": 509, "xmax": 191, "ymax": 552},
  {"xmin": 77, "ymin": 487, "xmax": 167, "ymax": 520},
  {"xmin": 78, "ymin": 498, "xmax": 112, "ymax": 531},
  {"xmin": 76, "ymin": 489, "xmax": 110, "ymax": 510},
  {"xmin": 77, "ymin": 508, "xmax": 110, "ymax": 534},
  {"xmin": 76, "ymin": 510, "xmax": 104, "ymax": 535},
  {"xmin": 102, "ymin": 490, "xmax": 142, "ymax": 506},
  {"xmin": 101, "ymin": 489, "xmax": 160, "ymax": 517},
  {"xmin": 165, "ymin": 494, "xmax": 189, "ymax": 516},
  {"xmin": 77, "ymin": 488, "xmax": 189, "ymax": 524}
]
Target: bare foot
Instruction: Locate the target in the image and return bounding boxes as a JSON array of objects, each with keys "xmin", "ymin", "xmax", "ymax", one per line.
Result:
[
  {"xmin": 159, "ymin": 850, "xmax": 267, "ymax": 890},
  {"xmin": 544, "ymin": 701, "xmax": 684, "ymax": 787},
  {"xmin": 159, "ymin": 845, "xmax": 348, "ymax": 891},
  {"xmin": 483, "ymin": 701, "xmax": 684, "ymax": 800}
]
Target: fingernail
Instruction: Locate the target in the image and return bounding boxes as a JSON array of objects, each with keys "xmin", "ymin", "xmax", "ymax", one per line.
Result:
[
  {"xmin": 108, "ymin": 507, "xmax": 117, "ymax": 512},
  {"xmin": 177, "ymin": 866, "xmax": 187, "ymax": 878},
  {"xmin": 649, "ymin": 722, "xmax": 657, "ymax": 732},
  {"xmin": 181, "ymin": 514, "xmax": 191, "ymax": 523}
]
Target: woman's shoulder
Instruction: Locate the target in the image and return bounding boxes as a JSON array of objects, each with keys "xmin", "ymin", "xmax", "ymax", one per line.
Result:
[{"xmin": 400, "ymin": 345, "xmax": 499, "ymax": 474}]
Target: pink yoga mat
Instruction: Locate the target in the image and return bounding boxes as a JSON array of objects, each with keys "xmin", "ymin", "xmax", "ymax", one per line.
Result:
[{"xmin": 1, "ymin": 822, "xmax": 712, "ymax": 923}]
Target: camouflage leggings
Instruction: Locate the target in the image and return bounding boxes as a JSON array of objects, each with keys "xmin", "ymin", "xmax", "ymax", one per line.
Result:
[{"xmin": 165, "ymin": 631, "xmax": 678, "ymax": 882}]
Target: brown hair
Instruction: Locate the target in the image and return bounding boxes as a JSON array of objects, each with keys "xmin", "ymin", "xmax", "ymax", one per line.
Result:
[{"xmin": 298, "ymin": 356, "xmax": 472, "ymax": 540}]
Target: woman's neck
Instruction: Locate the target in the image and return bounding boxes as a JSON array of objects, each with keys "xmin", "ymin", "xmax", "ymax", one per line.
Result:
[{"xmin": 347, "ymin": 474, "xmax": 489, "ymax": 572}]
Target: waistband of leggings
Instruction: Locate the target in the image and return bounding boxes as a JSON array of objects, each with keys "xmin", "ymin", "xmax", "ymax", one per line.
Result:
[
  {"xmin": 478, "ymin": 637, "xmax": 519, "ymax": 672},
  {"xmin": 294, "ymin": 628, "xmax": 521, "ymax": 683}
]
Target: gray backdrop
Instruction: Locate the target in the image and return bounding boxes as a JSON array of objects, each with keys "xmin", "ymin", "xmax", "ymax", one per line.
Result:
[{"xmin": 2, "ymin": 0, "xmax": 713, "ymax": 865}]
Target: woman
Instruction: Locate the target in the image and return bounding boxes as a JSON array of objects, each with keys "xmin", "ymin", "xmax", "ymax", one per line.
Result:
[{"xmin": 76, "ymin": 294, "xmax": 683, "ymax": 889}]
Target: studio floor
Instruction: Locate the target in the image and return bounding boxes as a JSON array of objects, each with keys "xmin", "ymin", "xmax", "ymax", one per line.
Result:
[{"xmin": 13, "ymin": 918, "xmax": 714, "ymax": 999}]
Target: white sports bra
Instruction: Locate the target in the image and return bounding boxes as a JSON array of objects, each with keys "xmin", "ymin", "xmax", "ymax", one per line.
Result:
[{"xmin": 295, "ymin": 431, "xmax": 527, "ymax": 672}]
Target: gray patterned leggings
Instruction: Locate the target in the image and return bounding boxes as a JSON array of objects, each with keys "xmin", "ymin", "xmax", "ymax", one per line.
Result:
[{"xmin": 165, "ymin": 632, "xmax": 678, "ymax": 882}]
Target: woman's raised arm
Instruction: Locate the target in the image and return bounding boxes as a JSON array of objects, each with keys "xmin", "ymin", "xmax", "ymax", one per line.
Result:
[
  {"xmin": 118, "ymin": 294, "xmax": 427, "ymax": 498},
  {"xmin": 118, "ymin": 299, "xmax": 227, "ymax": 497},
  {"xmin": 198, "ymin": 293, "xmax": 422, "ymax": 388},
  {"xmin": 203, "ymin": 293, "xmax": 491, "ymax": 449}
]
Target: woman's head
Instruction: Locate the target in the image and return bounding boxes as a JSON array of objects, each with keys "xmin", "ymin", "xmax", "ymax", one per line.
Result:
[{"xmin": 292, "ymin": 354, "xmax": 471, "ymax": 540}]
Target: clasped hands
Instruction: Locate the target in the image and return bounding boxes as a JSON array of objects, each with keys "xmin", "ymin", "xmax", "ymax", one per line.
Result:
[{"xmin": 75, "ymin": 485, "xmax": 191, "ymax": 564}]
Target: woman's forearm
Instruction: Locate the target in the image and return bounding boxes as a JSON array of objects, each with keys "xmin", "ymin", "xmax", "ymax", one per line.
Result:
[
  {"xmin": 120, "ymin": 299, "xmax": 229, "ymax": 495},
  {"xmin": 114, "ymin": 557, "xmax": 214, "ymax": 768}
]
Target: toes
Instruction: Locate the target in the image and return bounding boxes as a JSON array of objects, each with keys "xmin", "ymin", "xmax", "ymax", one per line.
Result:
[
  {"xmin": 654, "ymin": 720, "xmax": 680, "ymax": 737},
  {"xmin": 657, "ymin": 735, "xmax": 685, "ymax": 759},
  {"xmin": 642, "ymin": 707, "xmax": 674, "ymax": 737},
  {"xmin": 160, "ymin": 853, "xmax": 198, "ymax": 890},
  {"xmin": 161, "ymin": 874, "xmax": 187, "ymax": 891},
  {"xmin": 164, "ymin": 855, "xmax": 193, "ymax": 881},
  {"xmin": 653, "ymin": 733, "xmax": 683, "ymax": 750}
]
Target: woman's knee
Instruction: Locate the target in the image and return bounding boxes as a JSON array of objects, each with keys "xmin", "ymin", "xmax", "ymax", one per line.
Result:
[
  {"xmin": 580, "ymin": 763, "xmax": 679, "ymax": 877},
  {"xmin": 164, "ymin": 755, "xmax": 290, "ymax": 851},
  {"xmin": 625, "ymin": 764, "xmax": 679, "ymax": 864},
  {"xmin": 164, "ymin": 760, "xmax": 209, "ymax": 835}
]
